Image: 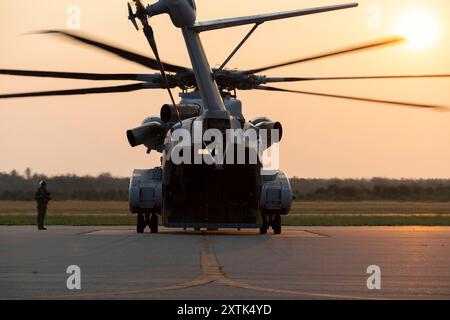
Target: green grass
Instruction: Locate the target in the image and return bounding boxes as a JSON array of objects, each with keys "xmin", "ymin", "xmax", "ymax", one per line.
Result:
[
  {"xmin": 0, "ymin": 215, "xmax": 136, "ymax": 226},
  {"xmin": 290, "ymin": 201, "xmax": 450, "ymax": 215},
  {"xmin": 0, "ymin": 201, "xmax": 127, "ymax": 215},
  {"xmin": 1, "ymin": 201, "xmax": 450, "ymax": 226},
  {"xmin": 2, "ymin": 201, "xmax": 450, "ymax": 215},
  {"xmin": 283, "ymin": 215, "xmax": 450, "ymax": 226}
]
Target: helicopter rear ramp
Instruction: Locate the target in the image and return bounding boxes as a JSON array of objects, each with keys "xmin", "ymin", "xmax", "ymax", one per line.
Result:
[{"xmin": 162, "ymin": 163, "xmax": 262, "ymax": 229}]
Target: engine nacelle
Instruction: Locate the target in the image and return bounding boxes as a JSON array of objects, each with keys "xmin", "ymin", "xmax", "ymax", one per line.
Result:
[
  {"xmin": 126, "ymin": 116, "xmax": 168, "ymax": 151},
  {"xmin": 260, "ymin": 169, "xmax": 292, "ymax": 215},
  {"xmin": 129, "ymin": 168, "xmax": 163, "ymax": 214},
  {"xmin": 249, "ymin": 117, "xmax": 283, "ymax": 148},
  {"xmin": 160, "ymin": 103, "xmax": 201, "ymax": 123}
]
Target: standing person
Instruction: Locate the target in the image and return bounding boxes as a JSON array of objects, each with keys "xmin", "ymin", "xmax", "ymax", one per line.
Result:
[{"xmin": 34, "ymin": 180, "xmax": 51, "ymax": 230}]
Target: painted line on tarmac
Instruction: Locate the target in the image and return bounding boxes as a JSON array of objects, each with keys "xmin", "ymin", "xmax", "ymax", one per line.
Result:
[{"xmin": 198, "ymin": 236, "xmax": 383, "ymax": 300}]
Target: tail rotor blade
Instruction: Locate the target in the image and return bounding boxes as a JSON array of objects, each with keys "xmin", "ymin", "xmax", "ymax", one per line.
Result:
[
  {"xmin": 128, "ymin": 2, "xmax": 139, "ymax": 31},
  {"xmin": 129, "ymin": 0, "xmax": 182, "ymax": 121}
]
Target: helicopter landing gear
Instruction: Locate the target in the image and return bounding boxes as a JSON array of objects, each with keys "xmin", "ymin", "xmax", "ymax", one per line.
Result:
[
  {"xmin": 150, "ymin": 213, "xmax": 158, "ymax": 233},
  {"xmin": 137, "ymin": 214, "xmax": 145, "ymax": 234},
  {"xmin": 272, "ymin": 214, "xmax": 282, "ymax": 235},
  {"xmin": 137, "ymin": 213, "xmax": 158, "ymax": 233},
  {"xmin": 259, "ymin": 225, "xmax": 268, "ymax": 234},
  {"xmin": 260, "ymin": 213, "xmax": 269, "ymax": 234},
  {"xmin": 145, "ymin": 213, "xmax": 150, "ymax": 227},
  {"xmin": 260, "ymin": 213, "xmax": 282, "ymax": 234}
]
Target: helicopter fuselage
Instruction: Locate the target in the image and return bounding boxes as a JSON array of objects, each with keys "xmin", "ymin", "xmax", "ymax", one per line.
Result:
[{"xmin": 128, "ymin": 91, "xmax": 292, "ymax": 232}]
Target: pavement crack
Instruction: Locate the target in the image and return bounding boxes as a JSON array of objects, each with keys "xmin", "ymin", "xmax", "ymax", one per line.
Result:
[
  {"xmin": 75, "ymin": 230, "xmax": 99, "ymax": 235},
  {"xmin": 302, "ymin": 230, "xmax": 330, "ymax": 238}
]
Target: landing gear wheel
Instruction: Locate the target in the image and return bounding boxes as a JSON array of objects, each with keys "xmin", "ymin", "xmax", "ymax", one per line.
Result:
[
  {"xmin": 137, "ymin": 214, "xmax": 145, "ymax": 234},
  {"xmin": 272, "ymin": 215, "xmax": 282, "ymax": 234},
  {"xmin": 259, "ymin": 225, "xmax": 268, "ymax": 234},
  {"xmin": 150, "ymin": 213, "xmax": 158, "ymax": 233},
  {"xmin": 260, "ymin": 213, "xmax": 269, "ymax": 234}
]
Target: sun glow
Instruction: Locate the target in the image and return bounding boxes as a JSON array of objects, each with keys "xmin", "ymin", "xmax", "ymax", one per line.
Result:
[{"xmin": 395, "ymin": 10, "xmax": 439, "ymax": 49}]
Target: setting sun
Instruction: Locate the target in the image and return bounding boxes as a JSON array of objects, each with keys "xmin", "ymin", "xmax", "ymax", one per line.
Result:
[{"xmin": 395, "ymin": 10, "xmax": 439, "ymax": 49}]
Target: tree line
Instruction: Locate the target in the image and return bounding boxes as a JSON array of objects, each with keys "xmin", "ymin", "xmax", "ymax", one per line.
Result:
[
  {"xmin": 290, "ymin": 178, "xmax": 450, "ymax": 201},
  {"xmin": 1, "ymin": 169, "xmax": 449, "ymax": 201},
  {"xmin": 0, "ymin": 170, "xmax": 128, "ymax": 201}
]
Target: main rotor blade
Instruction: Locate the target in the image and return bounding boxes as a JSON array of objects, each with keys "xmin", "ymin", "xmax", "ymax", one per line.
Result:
[
  {"xmin": 246, "ymin": 37, "xmax": 405, "ymax": 74},
  {"xmin": 264, "ymin": 74, "xmax": 450, "ymax": 83},
  {"xmin": 255, "ymin": 85, "xmax": 448, "ymax": 111},
  {"xmin": 35, "ymin": 30, "xmax": 190, "ymax": 73},
  {"xmin": 0, "ymin": 83, "xmax": 162, "ymax": 99},
  {"xmin": 0, "ymin": 69, "xmax": 161, "ymax": 81}
]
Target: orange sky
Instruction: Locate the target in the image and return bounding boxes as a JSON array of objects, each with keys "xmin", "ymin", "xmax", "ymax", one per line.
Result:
[{"xmin": 0, "ymin": 0, "xmax": 449, "ymax": 178}]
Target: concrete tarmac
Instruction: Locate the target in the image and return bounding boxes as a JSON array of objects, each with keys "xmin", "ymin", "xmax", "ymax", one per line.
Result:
[{"xmin": 1, "ymin": 226, "xmax": 449, "ymax": 299}]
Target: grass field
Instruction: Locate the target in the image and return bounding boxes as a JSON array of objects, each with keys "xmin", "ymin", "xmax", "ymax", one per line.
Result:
[{"xmin": 0, "ymin": 201, "xmax": 449, "ymax": 226}]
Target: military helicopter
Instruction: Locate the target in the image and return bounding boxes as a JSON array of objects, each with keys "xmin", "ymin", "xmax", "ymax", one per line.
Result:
[{"xmin": 1, "ymin": 0, "xmax": 449, "ymax": 234}]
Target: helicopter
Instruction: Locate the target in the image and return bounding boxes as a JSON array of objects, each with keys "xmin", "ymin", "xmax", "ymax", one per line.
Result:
[{"xmin": 1, "ymin": 0, "xmax": 449, "ymax": 234}]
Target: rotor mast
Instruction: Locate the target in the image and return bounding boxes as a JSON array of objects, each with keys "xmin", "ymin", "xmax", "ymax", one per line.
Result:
[
  {"xmin": 180, "ymin": 28, "xmax": 228, "ymax": 118},
  {"xmin": 146, "ymin": 0, "xmax": 229, "ymax": 119}
]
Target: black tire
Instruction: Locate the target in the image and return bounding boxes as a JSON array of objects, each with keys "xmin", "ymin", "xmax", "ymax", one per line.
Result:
[
  {"xmin": 137, "ymin": 214, "xmax": 145, "ymax": 234},
  {"xmin": 272, "ymin": 215, "xmax": 282, "ymax": 234},
  {"xmin": 260, "ymin": 212, "xmax": 269, "ymax": 234},
  {"xmin": 150, "ymin": 213, "xmax": 158, "ymax": 233},
  {"xmin": 259, "ymin": 226, "xmax": 268, "ymax": 234}
]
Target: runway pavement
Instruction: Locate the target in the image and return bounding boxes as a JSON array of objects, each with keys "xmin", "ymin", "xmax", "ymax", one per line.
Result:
[{"xmin": 1, "ymin": 226, "xmax": 449, "ymax": 299}]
